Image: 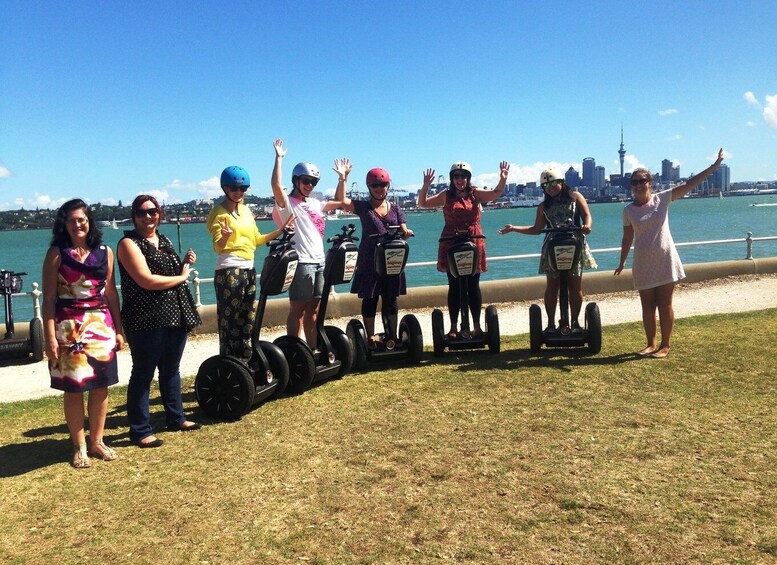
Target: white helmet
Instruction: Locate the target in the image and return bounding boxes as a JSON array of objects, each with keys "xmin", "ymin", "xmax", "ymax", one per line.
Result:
[
  {"xmin": 291, "ymin": 162, "xmax": 321, "ymax": 182},
  {"xmin": 449, "ymin": 161, "xmax": 472, "ymax": 179},
  {"xmin": 540, "ymin": 168, "xmax": 563, "ymax": 187}
]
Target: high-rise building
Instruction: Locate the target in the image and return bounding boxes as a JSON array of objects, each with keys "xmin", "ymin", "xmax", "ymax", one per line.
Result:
[
  {"xmin": 594, "ymin": 166, "xmax": 606, "ymax": 193},
  {"xmin": 565, "ymin": 166, "xmax": 580, "ymax": 188},
  {"xmin": 582, "ymin": 158, "xmax": 595, "ymax": 187},
  {"xmin": 713, "ymin": 164, "xmax": 731, "ymax": 192},
  {"xmin": 661, "ymin": 159, "xmax": 673, "ymax": 183}
]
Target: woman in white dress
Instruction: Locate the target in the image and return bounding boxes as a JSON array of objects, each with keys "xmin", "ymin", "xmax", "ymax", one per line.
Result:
[{"xmin": 615, "ymin": 148, "xmax": 724, "ymax": 358}]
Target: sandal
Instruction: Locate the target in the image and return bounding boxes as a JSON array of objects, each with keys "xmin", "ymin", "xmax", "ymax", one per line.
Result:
[
  {"xmin": 471, "ymin": 328, "xmax": 484, "ymax": 338},
  {"xmin": 88, "ymin": 440, "xmax": 118, "ymax": 462},
  {"xmin": 72, "ymin": 444, "xmax": 91, "ymax": 469},
  {"xmin": 446, "ymin": 330, "xmax": 458, "ymax": 339}
]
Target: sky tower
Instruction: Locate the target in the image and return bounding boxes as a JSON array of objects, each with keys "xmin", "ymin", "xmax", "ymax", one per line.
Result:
[{"xmin": 618, "ymin": 125, "xmax": 626, "ymax": 190}]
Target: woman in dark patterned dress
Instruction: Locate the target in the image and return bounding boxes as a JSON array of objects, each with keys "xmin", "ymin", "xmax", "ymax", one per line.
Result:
[
  {"xmin": 417, "ymin": 160, "xmax": 509, "ymax": 337},
  {"xmin": 334, "ymin": 160, "xmax": 413, "ymax": 347},
  {"xmin": 117, "ymin": 195, "xmax": 202, "ymax": 448},
  {"xmin": 42, "ymin": 199, "xmax": 124, "ymax": 468}
]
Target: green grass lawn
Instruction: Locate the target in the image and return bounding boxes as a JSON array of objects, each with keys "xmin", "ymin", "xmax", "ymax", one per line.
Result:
[{"xmin": 1, "ymin": 310, "xmax": 775, "ymax": 564}]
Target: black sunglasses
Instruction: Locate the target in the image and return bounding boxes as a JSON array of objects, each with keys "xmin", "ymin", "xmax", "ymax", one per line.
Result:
[
  {"xmin": 299, "ymin": 177, "xmax": 319, "ymax": 187},
  {"xmin": 369, "ymin": 182, "xmax": 389, "ymax": 190},
  {"xmin": 630, "ymin": 178, "xmax": 650, "ymax": 186},
  {"xmin": 228, "ymin": 185, "xmax": 249, "ymax": 192},
  {"xmin": 451, "ymin": 173, "xmax": 469, "ymax": 180},
  {"xmin": 134, "ymin": 207, "xmax": 159, "ymax": 218}
]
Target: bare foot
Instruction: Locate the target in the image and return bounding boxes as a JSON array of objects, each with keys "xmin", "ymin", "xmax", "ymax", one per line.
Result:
[
  {"xmin": 650, "ymin": 346, "xmax": 670, "ymax": 359},
  {"xmin": 637, "ymin": 346, "xmax": 657, "ymax": 356}
]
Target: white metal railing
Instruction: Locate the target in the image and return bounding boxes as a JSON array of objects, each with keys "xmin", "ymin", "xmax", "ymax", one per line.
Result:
[{"xmin": 10, "ymin": 232, "xmax": 777, "ymax": 317}]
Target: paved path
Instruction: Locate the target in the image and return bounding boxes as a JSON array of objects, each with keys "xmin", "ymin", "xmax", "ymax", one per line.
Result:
[{"xmin": 2, "ymin": 274, "xmax": 776, "ymax": 403}]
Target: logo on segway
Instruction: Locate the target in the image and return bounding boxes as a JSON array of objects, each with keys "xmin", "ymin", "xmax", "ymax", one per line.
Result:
[
  {"xmin": 282, "ymin": 260, "xmax": 299, "ymax": 293},
  {"xmin": 343, "ymin": 251, "xmax": 358, "ymax": 282},
  {"xmin": 553, "ymin": 246, "xmax": 575, "ymax": 271},
  {"xmin": 385, "ymin": 249, "xmax": 406, "ymax": 276},
  {"xmin": 453, "ymin": 250, "xmax": 475, "ymax": 277}
]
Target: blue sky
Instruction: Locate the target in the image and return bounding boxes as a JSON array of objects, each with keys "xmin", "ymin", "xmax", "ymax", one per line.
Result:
[{"xmin": 2, "ymin": 0, "xmax": 776, "ymax": 210}]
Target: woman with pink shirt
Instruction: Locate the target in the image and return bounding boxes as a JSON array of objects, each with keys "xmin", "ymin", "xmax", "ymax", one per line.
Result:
[{"xmin": 615, "ymin": 148, "xmax": 724, "ymax": 358}]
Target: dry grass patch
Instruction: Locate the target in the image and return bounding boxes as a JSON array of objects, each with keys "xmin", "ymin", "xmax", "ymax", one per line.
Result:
[{"xmin": 1, "ymin": 309, "xmax": 775, "ymax": 563}]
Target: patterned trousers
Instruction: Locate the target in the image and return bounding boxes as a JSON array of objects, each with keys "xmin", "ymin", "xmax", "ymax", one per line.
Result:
[{"xmin": 214, "ymin": 267, "xmax": 256, "ymax": 360}]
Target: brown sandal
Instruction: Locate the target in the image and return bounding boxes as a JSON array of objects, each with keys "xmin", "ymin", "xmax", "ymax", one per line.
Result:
[
  {"xmin": 72, "ymin": 444, "xmax": 91, "ymax": 469},
  {"xmin": 88, "ymin": 440, "xmax": 118, "ymax": 461}
]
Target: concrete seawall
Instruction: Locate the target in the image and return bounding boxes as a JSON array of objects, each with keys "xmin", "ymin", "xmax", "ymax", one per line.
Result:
[
  {"xmin": 4, "ymin": 257, "xmax": 775, "ymax": 339},
  {"xmin": 191, "ymin": 257, "xmax": 777, "ymax": 335}
]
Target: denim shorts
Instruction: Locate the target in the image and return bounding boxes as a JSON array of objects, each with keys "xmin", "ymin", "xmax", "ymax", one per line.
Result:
[{"xmin": 288, "ymin": 262, "xmax": 325, "ymax": 301}]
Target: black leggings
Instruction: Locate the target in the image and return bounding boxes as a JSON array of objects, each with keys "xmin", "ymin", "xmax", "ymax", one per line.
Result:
[
  {"xmin": 446, "ymin": 272, "xmax": 482, "ymax": 328},
  {"xmin": 362, "ymin": 296, "xmax": 398, "ymax": 319}
]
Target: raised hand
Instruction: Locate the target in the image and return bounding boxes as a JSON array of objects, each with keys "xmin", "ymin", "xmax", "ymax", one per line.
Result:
[
  {"xmin": 220, "ymin": 218, "xmax": 233, "ymax": 239},
  {"xmin": 333, "ymin": 158, "xmax": 352, "ymax": 179},
  {"xmin": 273, "ymin": 138, "xmax": 287, "ymax": 158},
  {"xmin": 714, "ymin": 147, "xmax": 724, "ymax": 167},
  {"xmin": 423, "ymin": 168, "xmax": 436, "ymax": 186},
  {"xmin": 499, "ymin": 161, "xmax": 510, "ymax": 180}
]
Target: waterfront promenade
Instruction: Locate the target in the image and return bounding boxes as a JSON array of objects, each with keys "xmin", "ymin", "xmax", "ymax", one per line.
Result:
[{"xmin": 2, "ymin": 265, "xmax": 776, "ymax": 404}]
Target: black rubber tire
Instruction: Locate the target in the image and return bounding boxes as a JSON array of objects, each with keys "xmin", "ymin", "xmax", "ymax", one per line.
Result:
[
  {"xmin": 485, "ymin": 305, "xmax": 500, "ymax": 354},
  {"xmin": 346, "ymin": 319, "xmax": 368, "ymax": 371},
  {"xmin": 431, "ymin": 309, "xmax": 445, "ymax": 357},
  {"xmin": 195, "ymin": 356, "xmax": 255, "ymax": 421},
  {"xmin": 29, "ymin": 317, "xmax": 44, "ymax": 362},
  {"xmin": 274, "ymin": 336, "xmax": 316, "ymax": 394},
  {"xmin": 529, "ymin": 304, "xmax": 543, "ymax": 353},
  {"xmin": 259, "ymin": 341, "xmax": 290, "ymax": 398},
  {"xmin": 325, "ymin": 325, "xmax": 353, "ymax": 378},
  {"xmin": 400, "ymin": 314, "xmax": 424, "ymax": 364},
  {"xmin": 586, "ymin": 302, "xmax": 602, "ymax": 354}
]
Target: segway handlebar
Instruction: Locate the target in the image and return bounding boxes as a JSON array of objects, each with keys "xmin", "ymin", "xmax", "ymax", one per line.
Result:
[
  {"xmin": 439, "ymin": 231, "xmax": 485, "ymax": 243},
  {"xmin": 1, "ymin": 270, "xmax": 26, "ymax": 295},
  {"xmin": 539, "ymin": 225, "xmax": 581, "ymax": 235},
  {"xmin": 370, "ymin": 225, "xmax": 413, "ymax": 240},
  {"xmin": 267, "ymin": 228, "xmax": 296, "ymax": 249},
  {"xmin": 327, "ymin": 223, "xmax": 359, "ymax": 243}
]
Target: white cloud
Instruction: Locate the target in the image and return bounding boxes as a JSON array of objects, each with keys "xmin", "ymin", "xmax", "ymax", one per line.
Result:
[
  {"xmin": 658, "ymin": 108, "xmax": 678, "ymax": 116},
  {"xmin": 746, "ymin": 121, "xmax": 756, "ymax": 127},
  {"xmin": 196, "ymin": 176, "xmax": 221, "ymax": 198},
  {"xmin": 743, "ymin": 91, "xmax": 760, "ymax": 107},
  {"xmin": 0, "ymin": 166, "xmax": 11, "ymax": 179},
  {"xmin": 664, "ymin": 134, "xmax": 682, "ymax": 141},
  {"xmin": 763, "ymin": 94, "xmax": 777, "ymax": 130},
  {"xmin": 624, "ymin": 155, "xmax": 647, "ymax": 173}
]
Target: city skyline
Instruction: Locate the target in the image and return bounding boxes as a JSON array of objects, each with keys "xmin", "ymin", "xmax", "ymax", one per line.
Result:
[{"xmin": 2, "ymin": 1, "xmax": 776, "ymax": 211}]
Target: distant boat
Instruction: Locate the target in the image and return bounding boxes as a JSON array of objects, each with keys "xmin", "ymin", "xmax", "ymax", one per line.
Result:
[
  {"xmin": 751, "ymin": 203, "xmax": 777, "ymax": 207},
  {"xmin": 110, "ymin": 219, "xmax": 118, "ymax": 229},
  {"xmin": 719, "ymin": 192, "xmax": 723, "ymax": 200},
  {"xmin": 325, "ymin": 210, "xmax": 359, "ymax": 221}
]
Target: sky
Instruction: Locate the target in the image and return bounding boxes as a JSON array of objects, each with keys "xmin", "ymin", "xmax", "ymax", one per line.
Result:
[{"xmin": 2, "ymin": 0, "xmax": 776, "ymax": 211}]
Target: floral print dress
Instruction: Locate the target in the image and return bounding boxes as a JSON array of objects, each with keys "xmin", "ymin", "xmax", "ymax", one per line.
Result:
[
  {"xmin": 539, "ymin": 199, "xmax": 598, "ymax": 277},
  {"xmin": 49, "ymin": 245, "xmax": 118, "ymax": 392}
]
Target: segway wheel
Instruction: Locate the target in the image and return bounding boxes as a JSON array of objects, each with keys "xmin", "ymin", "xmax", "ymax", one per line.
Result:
[
  {"xmin": 585, "ymin": 302, "xmax": 602, "ymax": 354},
  {"xmin": 274, "ymin": 336, "xmax": 316, "ymax": 394},
  {"xmin": 30, "ymin": 318, "xmax": 45, "ymax": 362},
  {"xmin": 484, "ymin": 305, "xmax": 500, "ymax": 354},
  {"xmin": 325, "ymin": 325, "xmax": 353, "ymax": 378},
  {"xmin": 529, "ymin": 304, "xmax": 543, "ymax": 353},
  {"xmin": 346, "ymin": 319, "xmax": 368, "ymax": 371},
  {"xmin": 399, "ymin": 314, "xmax": 423, "ymax": 364},
  {"xmin": 195, "ymin": 356, "xmax": 255, "ymax": 421},
  {"xmin": 259, "ymin": 341, "xmax": 290, "ymax": 398},
  {"xmin": 431, "ymin": 308, "xmax": 445, "ymax": 357}
]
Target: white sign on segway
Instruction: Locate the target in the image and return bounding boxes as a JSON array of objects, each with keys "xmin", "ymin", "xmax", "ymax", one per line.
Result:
[
  {"xmin": 384, "ymin": 248, "xmax": 407, "ymax": 276},
  {"xmin": 282, "ymin": 260, "xmax": 298, "ymax": 293},
  {"xmin": 453, "ymin": 250, "xmax": 475, "ymax": 277},
  {"xmin": 553, "ymin": 245, "xmax": 575, "ymax": 271}
]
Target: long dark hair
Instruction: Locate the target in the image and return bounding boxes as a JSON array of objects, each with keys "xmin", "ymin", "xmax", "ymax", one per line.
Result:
[
  {"xmin": 50, "ymin": 199, "xmax": 103, "ymax": 249},
  {"xmin": 542, "ymin": 182, "xmax": 575, "ymax": 209}
]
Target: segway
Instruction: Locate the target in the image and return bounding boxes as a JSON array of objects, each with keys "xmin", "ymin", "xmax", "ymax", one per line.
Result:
[
  {"xmin": 274, "ymin": 224, "xmax": 357, "ymax": 393},
  {"xmin": 0, "ymin": 271, "xmax": 44, "ymax": 362},
  {"xmin": 528, "ymin": 225, "xmax": 601, "ymax": 354},
  {"xmin": 195, "ymin": 231, "xmax": 297, "ymax": 420},
  {"xmin": 430, "ymin": 232, "xmax": 500, "ymax": 356},
  {"xmin": 346, "ymin": 225, "xmax": 423, "ymax": 370}
]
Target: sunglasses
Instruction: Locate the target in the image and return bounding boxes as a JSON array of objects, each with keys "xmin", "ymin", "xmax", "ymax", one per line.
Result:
[
  {"xmin": 369, "ymin": 182, "xmax": 389, "ymax": 190},
  {"xmin": 451, "ymin": 173, "xmax": 469, "ymax": 180},
  {"xmin": 228, "ymin": 185, "xmax": 249, "ymax": 192},
  {"xmin": 630, "ymin": 178, "xmax": 650, "ymax": 186},
  {"xmin": 299, "ymin": 177, "xmax": 319, "ymax": 187},
  {"xmin": 542, "ymin": 179, "xmax": 563, "ymax": 188},
  {"xmin": 134, "ymin": 207, "xmax": 160, "ymax": 218}
]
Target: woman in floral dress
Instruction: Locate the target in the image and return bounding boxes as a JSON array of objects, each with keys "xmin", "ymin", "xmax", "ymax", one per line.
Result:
[{"xmin": 42, "ymin": 199, "xmax": 124, "ymax": 468}]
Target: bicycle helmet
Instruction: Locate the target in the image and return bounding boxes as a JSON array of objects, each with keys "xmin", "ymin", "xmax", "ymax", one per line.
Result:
[
  {"xmin": 540, "ymin": 168, "xmax": 563, "ymax": 187},
  {"xmin": 220, "ymin": 166, "xmax": 250, "ymax": 189},
  {"xmin": 366, "ymin": 167, "xmax": 391, "ymax": 185},
  {"xmin": 449, "ymin": 161, "xmax": 472, "ymax": 178},
  {"xmin": 291, "ymin": 162, "xmax": 321, "ymax": 183}
]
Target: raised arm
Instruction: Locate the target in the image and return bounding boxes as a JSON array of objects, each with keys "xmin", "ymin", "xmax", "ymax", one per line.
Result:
[
  {"xmin": 498, "ymin": 204, "xmax": 546, "ymax": 236},
  {"xmin": 271, "ymin": 138, "xmax": 289, "ymax": 208},
  {"xmin": 417, "ymin": 168, "xmax": 447, "ymax": 208},
  {"xmin": 475, "ymin": 161, "xmax": 510, "ymax": 204},
  {"xmin": 671, "ymin": 148, "xmax": 724, "ymax": 201},
  {"xmin": 333, "ymin": 158, "xmax": 354, "ymax": 213}
]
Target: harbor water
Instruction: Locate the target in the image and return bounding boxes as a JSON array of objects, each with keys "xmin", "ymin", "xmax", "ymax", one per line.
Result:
[{"xmin": 2, "ymin": 194, "xmax": 776, "ymax": 322}]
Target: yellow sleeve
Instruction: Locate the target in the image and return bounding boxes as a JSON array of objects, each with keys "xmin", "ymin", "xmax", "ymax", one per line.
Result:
[{"xmin": 206, "ymin": 206, "xmax": 228, "ymax": 251}]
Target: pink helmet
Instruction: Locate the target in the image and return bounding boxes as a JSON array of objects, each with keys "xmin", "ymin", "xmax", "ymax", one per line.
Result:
[{"xmin": 366, "ymin": 167, "xmax": 391, "ymax": 186}]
